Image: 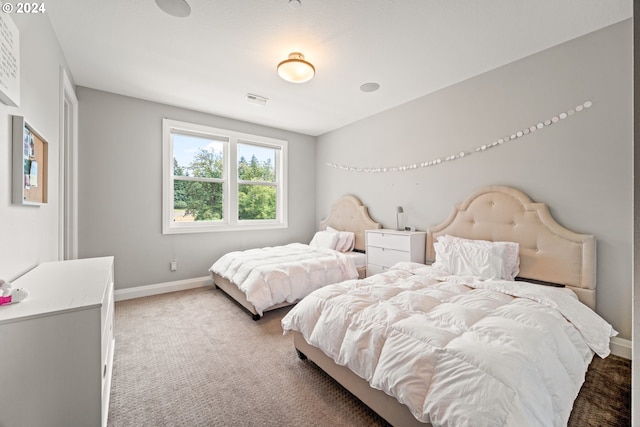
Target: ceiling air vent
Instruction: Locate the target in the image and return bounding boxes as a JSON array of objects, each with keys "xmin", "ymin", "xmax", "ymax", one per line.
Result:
[{"xmin": 246, "ymin": 93, "xmax": 268, "ymax": 106}]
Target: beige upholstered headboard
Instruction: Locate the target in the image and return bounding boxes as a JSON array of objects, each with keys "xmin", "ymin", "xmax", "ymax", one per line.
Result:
[
  {"xmin": 427, "ymin": 186, "xmax": 596, "ymax": 310},
  {"xmin": 319, "ymin": 195, "xmax": 381, "ymax": 252}
]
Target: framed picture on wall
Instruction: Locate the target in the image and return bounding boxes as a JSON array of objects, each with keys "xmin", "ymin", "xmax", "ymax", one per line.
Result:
[{"xmin": 12, "ymin": 115, "xmax": 48, "ymax": 205}]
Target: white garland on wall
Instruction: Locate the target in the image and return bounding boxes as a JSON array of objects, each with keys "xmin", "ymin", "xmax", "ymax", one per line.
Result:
[{"xmin": 326, "ymin": 101, "xmax": 593, "ymax": 173}]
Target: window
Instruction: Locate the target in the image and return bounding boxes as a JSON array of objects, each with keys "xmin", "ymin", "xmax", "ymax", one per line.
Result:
[{"xmin": 162, "ymin": 119, "xmax": 287, "ymax": 234}]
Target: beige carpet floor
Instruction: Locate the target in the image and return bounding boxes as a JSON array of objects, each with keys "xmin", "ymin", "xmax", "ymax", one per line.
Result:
[{"xmin": 107, "ymin": 287, "xmax": 630, "ymax": 427}]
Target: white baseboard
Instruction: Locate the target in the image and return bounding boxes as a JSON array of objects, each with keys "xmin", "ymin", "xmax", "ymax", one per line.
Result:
[
  {"xmin": 610, "ymin": 336, "xmax": 632, "ymax": 360},
  {"xmin": 114, "ymin": 276, "xmax": 213, "ymax": 302}
]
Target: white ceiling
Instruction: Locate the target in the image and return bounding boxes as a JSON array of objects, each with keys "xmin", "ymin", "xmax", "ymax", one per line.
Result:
[{"xmin": 47, "ymin": 0, "xmax": 631, "ymax": 136}]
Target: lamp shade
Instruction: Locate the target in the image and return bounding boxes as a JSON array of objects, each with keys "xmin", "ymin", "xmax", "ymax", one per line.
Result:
[
  {"xmin": 396, "ymin": 206, "xmax": 404, "ymax": 214},
  {"xmin": 277, "ymin": 52, "xmax": 315, "ymax": 83}
]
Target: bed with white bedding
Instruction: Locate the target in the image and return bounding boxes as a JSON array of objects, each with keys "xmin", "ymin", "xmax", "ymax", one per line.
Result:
[
  {"xmin": 281, "ymin": 186, "xmax": 617, "ymax": 426},
  {"xmin": 209, "ymin": 195, "xmax": 380, "ymax": 320}
]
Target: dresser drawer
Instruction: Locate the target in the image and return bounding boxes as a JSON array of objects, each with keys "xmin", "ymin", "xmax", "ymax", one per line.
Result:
[
  {"xmin": 101, "ymin": 294, "xmax": 114, "ymax": 373},
  {"xmin": 101, "ymin": 279, "xmax": 115, "ymax": 427},
  {"xmin": 367, "ymin": 231, "xmax": 411, "ymax": 251},
  {"xmin": 367, "ymin": 246, "xmax": 411, "ymax": 267},
  {"xmin": 101, "ymin": 316, "xmax": 114, "ymax": 390},
  {"xmin": 100, "ymin": 270, "xmax": 114, "ymax": 330}
]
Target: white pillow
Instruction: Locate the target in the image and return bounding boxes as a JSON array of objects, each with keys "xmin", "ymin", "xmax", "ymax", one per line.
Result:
[
  {"xmin": 325, "ymin": 226, "xmax": 355, "ymax": 252},
  {"xmin": 432, "ymin": 240, "xmax": 505, "ymax": 280},
  {"xmin": 437, "ymin": 235, "xmax": 520, "ymax": 279},
  {"xmin": 309, "ymin": 231, "xmax": 339, "ymax": 250},
  {"xmin": 433, "ymin": 235, "xmax": 520, "ymax": 280}
]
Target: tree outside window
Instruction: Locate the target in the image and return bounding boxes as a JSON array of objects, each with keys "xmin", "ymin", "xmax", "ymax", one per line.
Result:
[{"xmin": 238, "ymin": 143, "xmax": 277, "ymax": 220}]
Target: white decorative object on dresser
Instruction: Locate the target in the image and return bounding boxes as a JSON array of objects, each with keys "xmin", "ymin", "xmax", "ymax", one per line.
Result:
[
  {"xmin": 365, "ymin": 229, "xmax": 426, "ymax": 276},
  {"xmin": 0, "ymin": 256, "xmax": 115, "ymax": 427}
]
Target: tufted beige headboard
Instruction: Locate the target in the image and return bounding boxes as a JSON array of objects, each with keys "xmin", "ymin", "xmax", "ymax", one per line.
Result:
[
  {"xmin": 319, "ymin": 195, "xmax": 381, "ymax": 252},
  {"xmin": 427, "ymin": 186, "xmax": 596, "ymax": 310}
]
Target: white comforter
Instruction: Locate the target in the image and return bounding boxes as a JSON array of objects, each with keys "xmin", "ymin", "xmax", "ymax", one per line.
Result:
[
  {"xmin": 209, "ymin": 243, "xmax": 358, "ymax": 315},
  {"xmin": 281, "ymin": 264, "xmax": 617, "ymax": 427}
]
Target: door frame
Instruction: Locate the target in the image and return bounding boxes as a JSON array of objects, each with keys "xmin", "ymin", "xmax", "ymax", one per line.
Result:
[{"xmin": 58, "ymin": 67, "xmax": 78, "ymax": 260}]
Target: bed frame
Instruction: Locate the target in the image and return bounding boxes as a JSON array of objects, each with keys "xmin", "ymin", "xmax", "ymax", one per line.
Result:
[
  {"xmin": 293, "ymin": 185, "xmax": 596, "ymax": 426},
  {"xmin": 212, "ymin": 194, "xmax": 381, "ymax": 320}
]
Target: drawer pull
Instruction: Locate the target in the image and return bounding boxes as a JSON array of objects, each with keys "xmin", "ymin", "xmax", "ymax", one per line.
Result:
[{"xmin": 103, "ymin": 364, "xmax": 107, "ymax": 378}]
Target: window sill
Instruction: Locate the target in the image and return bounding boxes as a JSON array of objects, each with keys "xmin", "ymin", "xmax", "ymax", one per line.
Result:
[{"xmin": 162, "ymin": 222, "xmax": 288, "ymax": 234}]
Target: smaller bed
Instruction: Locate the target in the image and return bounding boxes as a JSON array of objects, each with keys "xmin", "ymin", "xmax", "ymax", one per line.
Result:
[{"xmin": 210, "ymin": 195, "xmax": 381, "ymax": 320}]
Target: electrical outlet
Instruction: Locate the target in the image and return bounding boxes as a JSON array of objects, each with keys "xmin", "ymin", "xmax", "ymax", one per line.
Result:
[{"xmin": 170, "ymin": 260, "xmax": 177, "ymax": 271}]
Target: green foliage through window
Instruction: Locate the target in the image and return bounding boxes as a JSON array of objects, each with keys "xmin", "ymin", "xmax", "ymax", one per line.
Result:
[
  {"xmin": 174, "ymin": 180, "xmax": 223, "ymax": 221},
  {"xmin": 239, "ymin": 184, "xmax": 276, "ymax": 220},
  {"xmin": 173, "ymin": 142, "xmax": 277, "ymax": 222},
  {"xmin": 238, "ymin": 154, "xmax": 275, "ymax": 182},
  {"xmin": 173, "ymin": 146, "xmax": 225, "ymax": 222}
]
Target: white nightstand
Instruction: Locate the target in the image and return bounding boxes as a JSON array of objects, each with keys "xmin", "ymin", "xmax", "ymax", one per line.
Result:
[{"xmin": 365, "ymin": 229, "xmax": 426, "ymax": 277}]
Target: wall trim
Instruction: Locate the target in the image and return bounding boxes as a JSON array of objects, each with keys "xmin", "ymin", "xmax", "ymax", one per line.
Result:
[
  {"xmin": 610, "ymin": 336, "xmax": 632, "ymax": 360},
  {"xmin": 114, "ymin": 276, "xmax": 213, "ymax": 302}
]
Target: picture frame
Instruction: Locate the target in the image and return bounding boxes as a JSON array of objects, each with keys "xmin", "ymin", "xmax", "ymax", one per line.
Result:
[{"xmin": 12, "ymin": 115, "xmax": 48, "ymax": 205}]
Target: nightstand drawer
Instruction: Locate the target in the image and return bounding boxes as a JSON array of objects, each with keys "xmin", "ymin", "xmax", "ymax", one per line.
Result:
[
  {"xmin": 367, "ymin": 232, "xmax": 411, "ymax": 251},
  {"xmin": 365, "ymin": 230, "xmax": 426, "ymax": 277},
  {"xmin": 367, "ymin": 246, "xmax": 411, "ymax": 267}
]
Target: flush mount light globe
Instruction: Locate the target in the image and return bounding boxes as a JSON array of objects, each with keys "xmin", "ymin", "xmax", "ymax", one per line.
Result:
[
  {"xmin": 155, "ymin": 0, "xmax": 191, "ymax": 17},
  {"xmin": 277, "ymin": 52, "xmax": 315, "ymax": 83}
]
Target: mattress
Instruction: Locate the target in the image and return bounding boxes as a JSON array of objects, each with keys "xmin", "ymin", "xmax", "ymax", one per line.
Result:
[
  {"xmin": 210, "ymin": 243, "xmax": 358, "ymax": 315},
  {"xmin": 344, "ymin": 251, "xmax": 366, "ymax": 269}
]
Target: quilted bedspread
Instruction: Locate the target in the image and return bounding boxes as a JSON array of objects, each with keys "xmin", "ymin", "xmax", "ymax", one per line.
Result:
[
  {"xmin": 209, "ymin": 243, "xmax": 357, "ymax": 315},
  {"xmin": 281, "ymin": 263, "xmax": 616, "ymax": 427}
]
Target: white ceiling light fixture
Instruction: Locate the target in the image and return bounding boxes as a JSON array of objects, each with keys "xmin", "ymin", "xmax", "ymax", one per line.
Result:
[
  {"xmin": 155, "ymin": 0, "xmax": 191, "ymax": 18},
  {"xmin": 277, "ymin": 52, "xmax": 315, "ymax": 83},
  {"xmin": 288, "ymin": 0, "xmax": 302, "ymax": 9}
]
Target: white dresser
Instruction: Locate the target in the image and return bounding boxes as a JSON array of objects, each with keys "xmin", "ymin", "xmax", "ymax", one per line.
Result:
[
  {"xmin": 366, "ymin": 229, "xmax": 426, "ymax": 276},
  {"xmin": 0, "ymin": 257, "xmax": 115, "ymax": 427}
]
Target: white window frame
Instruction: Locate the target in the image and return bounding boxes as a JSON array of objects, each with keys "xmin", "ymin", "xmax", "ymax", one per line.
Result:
[{"xmin": 162, "ymin": 119, "xmax": 288, "ymax": 234}]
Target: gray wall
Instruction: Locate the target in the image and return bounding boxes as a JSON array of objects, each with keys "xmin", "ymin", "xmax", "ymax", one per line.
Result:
[
  {"xmin": 316, "ymin": 20, "xmax": 632, "ymax": 340},
  {"xmin": 0, "ymin": 14, "xmax": 73, "ymax": 280},
  {"xmin": 77, "ymin": 88, "xmax": 316, "ymax": 289}
]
